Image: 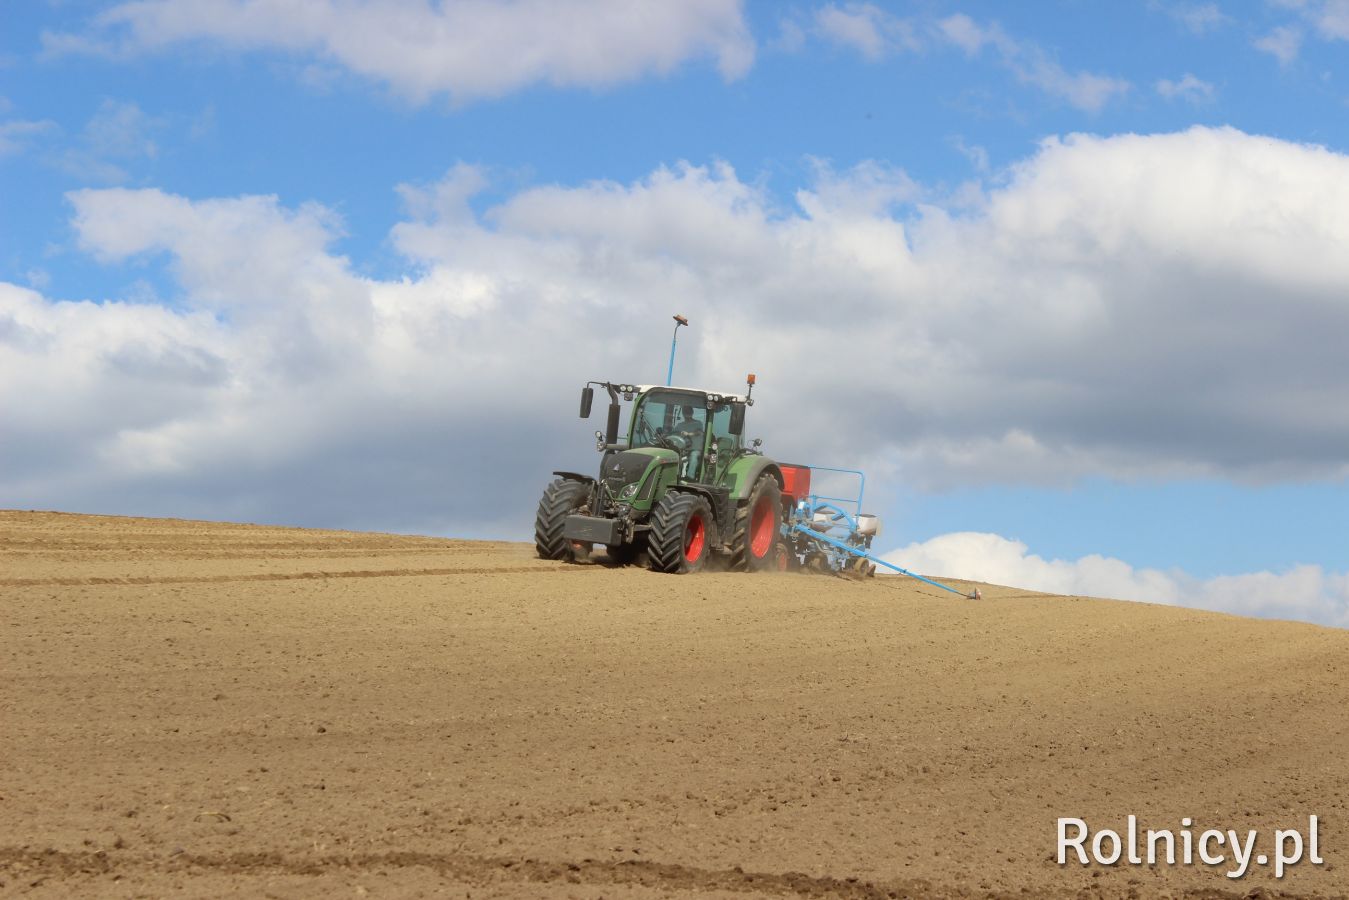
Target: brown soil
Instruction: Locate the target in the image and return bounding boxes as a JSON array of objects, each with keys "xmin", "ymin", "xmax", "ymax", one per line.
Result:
[{"xmin": 2, "ymin": 510, "xmax": 1346, "ymax": 898}]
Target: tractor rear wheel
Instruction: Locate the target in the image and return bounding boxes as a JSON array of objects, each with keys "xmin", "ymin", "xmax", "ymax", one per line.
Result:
[
  {"xmin": 647, "ymin": 492, "xmax": 716, "ymax": 574},
  {"xmin": 728, "ymin": 473, "xmax": 782, "ymax": 572},
  {"xmin": 534, "ymin": 478, "xmax": 589, "ymax": 561}
]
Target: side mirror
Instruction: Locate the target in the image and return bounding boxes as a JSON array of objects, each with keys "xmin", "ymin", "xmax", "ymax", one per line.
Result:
[
  {"xmin": 728, "ymin": 402, "xmax": 745, "ymax": 435},
  {"xmin": 580, "ymin": 386, "xmax": 594, "ymax": 418}
]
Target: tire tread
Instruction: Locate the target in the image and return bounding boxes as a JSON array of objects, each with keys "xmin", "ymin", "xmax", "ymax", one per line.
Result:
[
  {"xmin": 534, "ymin": 478, "xmax": 588, "ymax": 559},
  {"xmin": 648, "ymin": 492, "xmax": 713, "ymax": 574},
  {"xmin": 728, "ymin": 473, "xmax": 782, "ymax": 572}
]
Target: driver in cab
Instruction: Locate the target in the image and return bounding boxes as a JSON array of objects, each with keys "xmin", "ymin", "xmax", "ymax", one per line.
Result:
[
  {"xmin": 670, "ymin": 405, "xmax": 705, "ymax": 478},
  {"xmin": 672, "ymin": 405, "xmax": 704, "ymax": 441}
]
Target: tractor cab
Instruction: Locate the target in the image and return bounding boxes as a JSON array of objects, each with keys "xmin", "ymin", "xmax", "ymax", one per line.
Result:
[{"xmin": 626, "ymin": 386, "xmax": 745, "ymax": 483}]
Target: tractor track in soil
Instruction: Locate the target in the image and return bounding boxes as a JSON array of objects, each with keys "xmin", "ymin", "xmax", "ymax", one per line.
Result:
[
  {"xmin": 0, "ymin": 565, "xmax": 577, "ymax": 587},
  {"xmin": 0, "ymin": 846, "xmax": 1313, "ymax": 899},
  {"xmin": 2, "ymin": 846, "xmax": 944, "ymax": 898},
  {"xmin": 2, "ymin": 510, "xmax": 1347, "ymax": 899}
]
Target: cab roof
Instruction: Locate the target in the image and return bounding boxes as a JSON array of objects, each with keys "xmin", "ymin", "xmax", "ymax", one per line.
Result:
[{"xmin": 635, "ymin": 384, "xmax": 748, "ymax": 403}]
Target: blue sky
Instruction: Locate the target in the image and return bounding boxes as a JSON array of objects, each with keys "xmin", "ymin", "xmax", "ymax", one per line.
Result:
[{"xmin": 3, "ymin": 1, "xmax": 1349, "ymax": 625}]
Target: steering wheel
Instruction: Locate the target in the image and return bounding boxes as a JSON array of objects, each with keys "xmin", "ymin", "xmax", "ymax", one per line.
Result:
[
  {"xmin": 635, "ymin": 416, "xmax": 659, "ymax": 446},
  {"xmin": 633, "ymin": 417, "xmax": 673, "ymax": 450},
  {"xmin": 662, "ymin": 431, "xmax": 691, "ymax": 453}
]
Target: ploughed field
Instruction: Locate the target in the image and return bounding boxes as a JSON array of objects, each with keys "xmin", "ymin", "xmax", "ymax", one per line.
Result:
[{"xmin": 2, "ymin": 510, "xmax": 1347, "ymax": 899}]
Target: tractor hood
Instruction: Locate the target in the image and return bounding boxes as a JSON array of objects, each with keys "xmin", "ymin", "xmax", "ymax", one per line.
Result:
[{"xmin": 601, "ymin": 447, "xmax": 676, "ymax": 500}]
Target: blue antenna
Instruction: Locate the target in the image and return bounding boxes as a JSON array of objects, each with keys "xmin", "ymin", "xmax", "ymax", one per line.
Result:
[{"xmin": 666, "ymin": 314, "xmax": 688, "ymax": 385}]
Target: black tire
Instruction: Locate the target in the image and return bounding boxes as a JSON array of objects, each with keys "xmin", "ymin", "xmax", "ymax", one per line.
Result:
[
  {"xmin": 728, "ymin": 473, "xmax": 782, "ymax": 572},
  {"xmin": 647, "ymin": 492, "xmax": 716, "ymax": 574},
  {"xmin": 534, "ymin": 478, "xmax": 589, "ymax": 561}
]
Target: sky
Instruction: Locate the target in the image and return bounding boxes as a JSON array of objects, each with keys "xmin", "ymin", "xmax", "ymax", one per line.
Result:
[{"xmin": 3, "ymin": 0, "xmax": 1349, "ymax": 626}]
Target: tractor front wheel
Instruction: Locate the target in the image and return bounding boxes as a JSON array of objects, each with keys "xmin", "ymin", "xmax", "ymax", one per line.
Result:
[
  {"xmin": 534, "ymin": 478, "xmax": 589, "ymax": 561},
  {"xmin": 647, "ymin": 492, "xmax": 716, "ymax": 574},
  {"xmin": 729, "ymin": 473, "xmax": 783, "ymax": 572}
]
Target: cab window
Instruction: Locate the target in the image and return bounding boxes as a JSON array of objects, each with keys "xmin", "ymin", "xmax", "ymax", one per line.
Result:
[
  {"xmin": 709, "ymin": 404, "xmax": 740, "ymax": 455},
  {"xmin": 630, "ymin": 391, "xmax": 707, "ymax": 450}
]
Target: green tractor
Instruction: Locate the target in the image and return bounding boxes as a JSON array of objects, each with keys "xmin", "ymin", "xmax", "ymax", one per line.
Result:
[{"xmin": 534, "ymin": 375, "xmax": 786, "ymax": 573}]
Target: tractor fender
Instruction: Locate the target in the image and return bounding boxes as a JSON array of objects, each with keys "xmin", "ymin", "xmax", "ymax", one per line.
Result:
[
  {"xmin": 724, "ymin": 456, "xmax": 784, "ymax": 502},
  {"xmin": 551, "ymin": 471, "xmax": 595, "ymax": 484},
  {"xmin": 665, "ymin": 484, "xmax": 726, "ymax": 544}
]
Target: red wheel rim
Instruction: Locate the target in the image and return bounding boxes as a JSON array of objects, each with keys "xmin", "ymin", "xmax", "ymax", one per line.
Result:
[
  {"xmin": 749, "ymin": 497, "xmax": 775, "ymax": 558},
  {"xmin": 684, "ymin": 513, "xmax": 706, "ymax": 562}
]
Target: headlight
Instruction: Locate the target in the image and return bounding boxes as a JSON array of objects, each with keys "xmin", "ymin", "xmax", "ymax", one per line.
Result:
[{"xmin": 619, "ymin": 482, "xmax": 639, "ymax": 499}]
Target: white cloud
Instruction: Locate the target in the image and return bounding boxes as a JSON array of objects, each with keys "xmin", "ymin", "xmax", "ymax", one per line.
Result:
[
  {"xmin": 1254, "ymin": 2, "xmax": 1349, "ymax": 60},
  {"xmin": 934, "ymin": 12, "xmax": 987, "ymax": 55},
  {"xmin": 768, "ymin": 18, "xmax": 808, "ymax": 54},
  {"xmin": 950, "ymin": 137, "xmax": 990, "ymax": 174},
  {"xmin": 50, "ymin": 99, "xmax": 164, "ymax": 183},
  {"xmin": 883, "ymin": 532, "xmax": 1349, "ymax": 628},
  {"xmin": 66, "ymin": 186, "xmax": 370, "ymax": 373},
  {"xmin": 85, "ymin": 98, "xmax": 161, "ymax": 160},
  {"xmin": 1155, "ymin": 73, "xmax": 1216, "ymax": 103},
  {"xmin": 884, "ymin": 532, "xmax": 1182, "ymax": 605},
  {"xmin": 7, "ymin": 127, "xmax": 1349, "ymax": 599},
  {"xmin": 0, "ymin": 281, "xmax": 234, "ymax": 484},
  {"xmin": 789, "ymin": 9, "xmax": 1128, "ymax": 112},
  {"xmin": 1255, "ymin": 24, "xmax": 1303, "ymax": 64},
  {"xmin": 1319, "ymin": 0, "xmax": 1349, "ymax": 38},
  {"xmin": 47, "ymin": 0, "xmax": 755, "ymax": 103},
  {"xmin": 0, "ymin": 118, "xmax": 57, "ymax": 157},
  {"xmin": 814, "ymin": 3, "xmax": 918, "ymax": 60},
  {"xmin": 1163, "ymin": 2, "xmax": 1231, "ymax": 34},
  {"xmin": 935, "ymin": 14, "xmax": 1130, "ymax": 112},
  {"xmin": 1272, "ymin": 0, "xmax": 1349, "ymax": 40}
]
